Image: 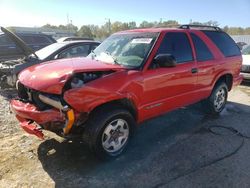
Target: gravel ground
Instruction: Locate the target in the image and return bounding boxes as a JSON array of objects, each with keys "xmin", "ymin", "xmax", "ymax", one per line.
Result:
[{"xmin": 0, "ymin": 83, "xmax": 250, "ymax": 188}]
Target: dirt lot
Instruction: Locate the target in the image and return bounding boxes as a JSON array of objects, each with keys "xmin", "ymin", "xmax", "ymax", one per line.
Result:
[{"xmin": 0, "ymin": 83, "xmax": 250, "ymax": 188}]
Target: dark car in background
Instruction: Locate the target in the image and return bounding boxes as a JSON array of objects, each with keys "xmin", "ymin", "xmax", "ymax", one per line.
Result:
[
  {"xmin": 0, "ymin": 27, "xmax": 100, "ymax": 88},
  {"xmin": 0, "ymin": 31, "xmax": 56, "ymax": 62}
]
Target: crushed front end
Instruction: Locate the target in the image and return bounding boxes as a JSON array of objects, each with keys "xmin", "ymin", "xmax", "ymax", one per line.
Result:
[
  {"xmin": 10, "ymin": 81, "xmax": 81, "ymax": 139},
  {"xmin": 9, "ymin": 56, "xmax": 122, "ymax": 140}
]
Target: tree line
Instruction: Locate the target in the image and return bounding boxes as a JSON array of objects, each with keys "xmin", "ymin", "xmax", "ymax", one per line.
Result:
[{"xmin": 42, "ymin": 20, "xmax": 250, "ymax": 39}]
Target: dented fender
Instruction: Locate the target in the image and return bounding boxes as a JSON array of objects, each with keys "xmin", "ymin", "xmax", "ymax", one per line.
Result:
[
  {"xmin": 64, "ymin": 86, "xmax": 128, "ymax": 113},
  {"xmin": 63, "ymin": 70, "xmax": 143, "ymax": 114}
]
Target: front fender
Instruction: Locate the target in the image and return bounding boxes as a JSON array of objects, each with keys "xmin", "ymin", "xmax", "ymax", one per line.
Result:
[{"xmin": 63, "ymin": 86, "xmax": 127, "ymax": 113}]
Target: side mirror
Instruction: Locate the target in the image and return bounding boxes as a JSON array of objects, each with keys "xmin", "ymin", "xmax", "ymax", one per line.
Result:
[{"xmin": 154, "ymin": 54, "xmax": 176, "ymax": 68}]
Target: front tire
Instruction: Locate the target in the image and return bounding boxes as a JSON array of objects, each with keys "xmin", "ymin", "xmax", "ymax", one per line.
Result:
[
  {"xmin": 204, "ymin": 82, "xmax": 228, "ymax": 115},
  {"xmin": 82, "ymin": 107, "xmax": 136, "ymax": 160}
]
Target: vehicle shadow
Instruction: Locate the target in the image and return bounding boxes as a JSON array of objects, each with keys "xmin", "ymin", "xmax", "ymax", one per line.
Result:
[
  {"xmin": 37, "ymin": 103, "xmax": 204, "ymax": 187},
  {"xmin": 37, "ymin": 101, "xmax": 250, "ymax": 188}
]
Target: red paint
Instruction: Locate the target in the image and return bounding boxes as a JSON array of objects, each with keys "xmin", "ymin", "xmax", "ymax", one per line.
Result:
[
  {"xmin": 18, "ymin": 57, "xmax": 124, "ymax": 94},
  {"xmin": 11, "ymin": 28, "xmax": 243, "ymax": 138},
  {"xmin": 10, "ymin": 100, "xmax": 64, "ymax": 124},
  {"xmin": 16, "ymin": 116, "xmax": 44, "ymax": 139}
]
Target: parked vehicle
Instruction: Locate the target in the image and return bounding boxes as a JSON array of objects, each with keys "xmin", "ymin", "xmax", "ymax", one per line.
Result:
[
  {"xmin": 236, "ymin": 42, "xmax": 247, "ymax": 50},
  {"xmin": 0, "ymin": 29, "xmax": 56, "ymax": 62},
  {"xmin": 57, "ymin": 37, "xmax": 94, "ymax": 42},
  {"xmin": 241, "ymin": 45, "xmax": 250, "ymax": 80},
  {"xmin": 0, "ymin": 27, "xmax": 100, "ymax": 88},
  {"xmin": 10, "ymin": 25, "xmax": 242, "ymax": 159}
]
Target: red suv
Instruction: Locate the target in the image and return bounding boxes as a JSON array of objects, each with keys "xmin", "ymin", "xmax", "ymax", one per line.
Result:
[{"xmin": 10, "ymin": 25, "xmax": 242, "ymax": 159}]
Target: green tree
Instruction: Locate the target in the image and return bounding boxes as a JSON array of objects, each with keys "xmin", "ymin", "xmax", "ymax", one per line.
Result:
[
  {"xmin": 42, "ymin": 24, "xmax": 58, "ymax": 29},
  {"xmin": 111, "ymin": 21, "xmax": 130, "ymax": 33},
  {"xmin": 159, "ymin": 20, "xmax": 179, "ymax": 27},
  {"xmin": 128, "ymin": 22, "xmax": 137, "ymax": 29},
  {"xmin": 139, "ymin": 21, "xmax": 155, "ymax": 28},
  {"xmin": 77, "ymin": 25, "xmax": 94, "ymax": 38}
]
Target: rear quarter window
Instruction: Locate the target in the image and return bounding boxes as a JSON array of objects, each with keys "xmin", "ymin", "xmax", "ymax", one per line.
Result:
[
  {"xmin": 202, "ymin": 31, "xmax": 241, "ymax": 57},
  {"xmin": 191, "ymin": 33, "xmax": 214, "ymax": 62}
]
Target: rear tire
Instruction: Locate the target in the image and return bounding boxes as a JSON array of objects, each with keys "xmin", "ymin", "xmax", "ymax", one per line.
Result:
[
  {"xmin": 203, "ymin": 82, "xmax": 228, "ymax": 115},
  {"xmin": 82, "ymin": 106, "xmax": 136, "ymax": 160}
]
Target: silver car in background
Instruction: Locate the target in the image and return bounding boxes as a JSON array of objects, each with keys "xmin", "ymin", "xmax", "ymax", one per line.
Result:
[{"xmin": 241, "ymin": 45, "xmax": 250, "ymax": 81}]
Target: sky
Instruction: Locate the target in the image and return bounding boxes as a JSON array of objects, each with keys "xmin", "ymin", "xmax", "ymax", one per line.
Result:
[{"xmin": 0, "ymin": 0, "xmax": 249, "ymax": 28}]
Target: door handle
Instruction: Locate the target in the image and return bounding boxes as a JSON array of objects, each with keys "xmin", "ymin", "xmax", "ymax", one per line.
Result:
[{"xmin": 191, "ymin": 68, "xmax": 198, "ymax": 74}]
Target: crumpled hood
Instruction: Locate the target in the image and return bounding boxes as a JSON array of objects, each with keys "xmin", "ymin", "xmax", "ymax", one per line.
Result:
[{"xmin": 19, "ymin": 57, "xmax": 124, "ymax": 94}]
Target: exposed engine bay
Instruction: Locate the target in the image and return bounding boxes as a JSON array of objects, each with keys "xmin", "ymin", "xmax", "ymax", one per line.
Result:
[
  {"xmin": 67, "ymin": 71, "xmax": 114, "ymax": 89},
  {"xmin": 0, "ymin": 57, "xmax": 38, "ymax": 88},
  {"xmin": 16, "ymin": 70, "xmax": 114, "ymax": 111},
  {"xmin": 0, "ymin": 59, "xmax": 22, "ymax": 88},
  {"xmin": 13, "ymin": 70, "xmax": 114, "ymax": 136}
]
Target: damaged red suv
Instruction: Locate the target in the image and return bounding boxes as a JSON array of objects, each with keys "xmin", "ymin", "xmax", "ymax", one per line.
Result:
[{"xmin": 11, "ymin": 25, "xmax": 242, "ymax": 159}]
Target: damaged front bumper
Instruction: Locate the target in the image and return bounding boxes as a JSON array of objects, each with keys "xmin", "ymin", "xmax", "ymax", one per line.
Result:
[{"xmin": 10, "ymin": 99, "xmax": 75, "ymax": 139}]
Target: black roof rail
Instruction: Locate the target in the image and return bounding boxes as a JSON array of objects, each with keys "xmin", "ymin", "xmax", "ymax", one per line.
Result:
[{"xmin": 179, "ymin": 24, "xmax": 222, "ymax": 31}]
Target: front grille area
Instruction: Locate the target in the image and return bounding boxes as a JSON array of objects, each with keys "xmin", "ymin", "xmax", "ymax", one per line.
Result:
[
  {"xmin": 241, "ymin": 65, "xmax": 250, "ymax": 73},
  {"xmin": 16, "ymin": 82, "xmax": 54, "ymax": 110},
  {"xmin": 16, "ymin": 81, "xmax": 29, "ymax": 100}
]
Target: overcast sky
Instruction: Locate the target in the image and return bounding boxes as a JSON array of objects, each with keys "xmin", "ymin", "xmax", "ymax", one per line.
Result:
[{"xmin": 0, "ymin": 0, "xmax": 249, "ymax": 28}]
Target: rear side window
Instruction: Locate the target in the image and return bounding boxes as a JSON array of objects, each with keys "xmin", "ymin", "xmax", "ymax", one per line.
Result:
[
  {"xmin": 191, "ymin": 33, "xmax": 214, "ymax": 62},
  {"xmin": 203, "ymin": 31, "xmax": 241, "ymax": 57},
  {"xmin": 157, "ymin": 32, "xmax": 193, "ymax": 63}
]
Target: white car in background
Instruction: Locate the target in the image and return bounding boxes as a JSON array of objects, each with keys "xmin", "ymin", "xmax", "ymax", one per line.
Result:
[{"xmin": 241, "ymin": 45, "xmax": 250, "ymax": 80}]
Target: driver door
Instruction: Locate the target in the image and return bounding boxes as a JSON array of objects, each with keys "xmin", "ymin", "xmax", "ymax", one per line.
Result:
[{"xmin": 140, "ymin": 32, "xmax": 198, "ymax": 120}]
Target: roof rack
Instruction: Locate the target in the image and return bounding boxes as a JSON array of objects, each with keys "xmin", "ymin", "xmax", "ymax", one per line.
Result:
[{"xmin": 179, "ymin": 24, "xmax": 222, "ymax": 31}]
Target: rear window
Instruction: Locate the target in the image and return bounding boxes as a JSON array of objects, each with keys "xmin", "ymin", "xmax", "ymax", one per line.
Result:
[{"xmin": 203, "ymin": 31, "xmax": 241, "ymax": 57}]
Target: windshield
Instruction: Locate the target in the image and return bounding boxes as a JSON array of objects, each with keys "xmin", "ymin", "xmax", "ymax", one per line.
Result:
[
  {"xmin": 242, "ymin": 45, "xmax": 250, "ymax": 55},
  {"xmin": 35, "ymin": 42, "xmax": 66, "ymax": 60},
  {"xmin": 88, "ymin": 32, "xmax": 159, "ymax": 67}
]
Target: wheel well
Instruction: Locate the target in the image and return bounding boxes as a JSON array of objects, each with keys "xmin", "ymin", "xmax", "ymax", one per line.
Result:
[
  {"xmin": 89, "ymin": 98, "xmax": 138, "ymax": 121},
  {"xmin": 215, "ymin": 74, "xmax": 233, "ymax": 91}
]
